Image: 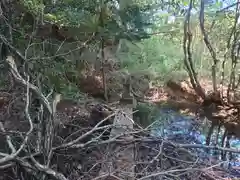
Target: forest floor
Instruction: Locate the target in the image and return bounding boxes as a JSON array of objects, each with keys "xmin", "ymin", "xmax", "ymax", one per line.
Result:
[{"xmin": 0, "ymin": 74, "xmax": 239, "ymax": 180}]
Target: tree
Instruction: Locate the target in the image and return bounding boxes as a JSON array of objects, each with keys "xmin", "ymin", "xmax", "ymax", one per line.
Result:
[{"xmin": 182, "ymin": 0, "xmax": 240, "ymax": 157}]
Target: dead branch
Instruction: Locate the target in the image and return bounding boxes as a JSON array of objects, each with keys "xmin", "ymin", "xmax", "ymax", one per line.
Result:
[
  {"xmin": 0, "ymin": 34, "xmax": 26, "ymax": 63},
  {"xmin": 29, "ymin": 155, "xmax": 68, "ymax": 180},
  {"xmin": 0, "ymin": 121, "xmax": 16, "ymax": 153},
  {"xmin": 6, "ymin": 56, "xmax": 52, "ymax": 113},
  {"xmin": 15, "ymin": 156, "xmax": 68, "ymax": 180},
  {"xmin": 56, "ymin": 112, "xmax": 116, "ymax": 149},
  {"xmin": 0, "ymin": 73, "xmax": 34, "ymax": 165},
  {"xmin": 3, "ymin": 55, "xmax": 68, "ymax": 180},
  {"xmin": 138, "ymin": 161, "xmax": 225, "ymax": 180},
  {"xmin": 94, "ymin": 137, "xmax": 240, "ymax": 154}
]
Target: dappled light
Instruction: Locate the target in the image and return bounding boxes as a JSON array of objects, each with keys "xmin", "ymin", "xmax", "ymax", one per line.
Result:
[{"xmin": 1, "ymin": 0, "xmax": 240, "ymax": 180}]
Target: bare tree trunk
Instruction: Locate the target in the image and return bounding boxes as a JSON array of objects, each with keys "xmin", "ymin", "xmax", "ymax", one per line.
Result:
[
  {"xmin": 99, "ymin": 0, "xmax": 108, "ymax": 102},
  {"xmin": 199, "ymin": 0, "xmax": 218, "ymax": 93},
  {"xmin": 101, "ymin": 39, "xmax": 108, "ymax": 102},
  {"xmin": 183, "ymin": 0, "xmax": 205, "ymax": 99},
  {"xmin": 227, "ymin": 3, "xmax": 240, "ymax": 102}
]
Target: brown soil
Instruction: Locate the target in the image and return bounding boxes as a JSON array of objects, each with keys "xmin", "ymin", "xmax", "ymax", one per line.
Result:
[
  {"xmin": 0, "ymin": 73, "xmax": 239, "ymax": 179},
  {"xmin": 144, "ymin": 78, "xmax": 240, "ymax": 151},
  {"xmin": 144, "ymin": 78, "xmax": 203, "ymax": 115}
]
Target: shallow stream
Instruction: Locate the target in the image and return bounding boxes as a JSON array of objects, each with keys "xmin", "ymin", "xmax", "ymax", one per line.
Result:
[{"xmin": 150, "ymin": 107, "xmax": 240, "ymax": 178}]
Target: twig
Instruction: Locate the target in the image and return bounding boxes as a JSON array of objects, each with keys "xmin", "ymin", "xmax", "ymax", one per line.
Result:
[
  {"xmin": 217, "ymin": 2, "xmax": 240, "ymax": 13},
  {"xmin": 0, "ymin": 74, "xmax": 33, "ymax": 164},
  {"xmin": 6, "ymin": 56, "xmax": 52, "ymax": 114},
  {"xmin": 0, "ymin": 121, "xmax": 16, "ymax": 153},
  {"xmin": 138, "ymin": 161, "xmax": 226, "ymax": 180},
  {"xmin": 29, "ymin": 153, "xmax": 68, "ymax": 180},
  {"xmin": 95, "ymin": 138, "xmax": 240, "ymax": 154},
  {"xmin": 55, "ymin": 111, "xmax": 117, "ymax": 149},
  {"xmin": 6, "ymin": 56, "xmax": 68, "ymax": 180}
]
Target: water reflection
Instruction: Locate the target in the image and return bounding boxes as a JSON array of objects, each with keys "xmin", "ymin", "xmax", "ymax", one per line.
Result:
[{"xmin": 150, "ymin": 107, "xmax": 240, "ymax": 176}]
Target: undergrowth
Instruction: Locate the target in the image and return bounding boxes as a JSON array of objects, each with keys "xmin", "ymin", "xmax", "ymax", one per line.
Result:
[
  {"xmin": 133, "ymin": 102, "xmax": 160, "ymax": 128},
  {"xmin": 117, "ymin": 33, "xmax": 235, "ymax": 86}
]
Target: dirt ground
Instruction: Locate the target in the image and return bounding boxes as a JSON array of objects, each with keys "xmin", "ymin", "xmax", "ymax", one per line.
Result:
[{"xmin": 0, "ymin": 73, "xmax": 239, "ymax": 179}]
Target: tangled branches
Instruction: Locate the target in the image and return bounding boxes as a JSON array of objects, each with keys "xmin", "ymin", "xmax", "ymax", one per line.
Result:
[{"xmin": 0, "ymin": 56, "xmax": 238, "ymax": 179}]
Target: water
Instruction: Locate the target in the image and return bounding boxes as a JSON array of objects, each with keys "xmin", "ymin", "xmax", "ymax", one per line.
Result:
[{"xmin": 150, "ymin": 107, "xmax": 240, "ymax": 177}]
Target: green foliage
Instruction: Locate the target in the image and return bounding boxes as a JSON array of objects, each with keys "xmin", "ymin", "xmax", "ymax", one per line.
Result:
[
  {"xmin": 10, "ymin": 0, "xmax": 240, "ymax": 97},
  {"xmin": 117, "ymin": 9, "xmax": 240, "ymax": 85},
  {"xmin": 133, "ymin": 102, "xmax": 160, "ymax": 127},
  {"xmin": 117, "ymin": 31, "xmax": 185, "ymax": 83},
  {"xmin": 20, "ymin": 0, "xmax": 44, "ymax": 15},
  {"xmin": 15, "ymin": 0, "xmax": 160, "ymax": 96},
  {"xmin": 36, "ymin": 0, "xmax": 155, "ymax": 42}
]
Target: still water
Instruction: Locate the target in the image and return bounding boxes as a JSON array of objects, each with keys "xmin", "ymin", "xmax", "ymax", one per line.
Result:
[{"xmin": 150, "ymin": 107, "xmax": 240, "ymax": 178}]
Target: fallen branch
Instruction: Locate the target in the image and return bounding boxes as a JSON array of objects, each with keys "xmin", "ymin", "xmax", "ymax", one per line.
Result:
[
  {"xmin": 138, "ymin": 161, "xmax": 226, "ymax": 180},
  {"xmin": 95, "ymin": 137, "xmax": 240, "ymax": 154},
  {"xmin": 3, "ymin": 55, "xmax": 68, "ymax": 180},
  {"xmin": 56, "ymin": 111, "xmax": 117, "ymax": 149},
  {"xmin": 0, "ymin": 121, "xmax": 16, "ymax": 153},
  {"xmin": 0, "ymin": 68, "xmax": 34, "ymax": 165}
]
